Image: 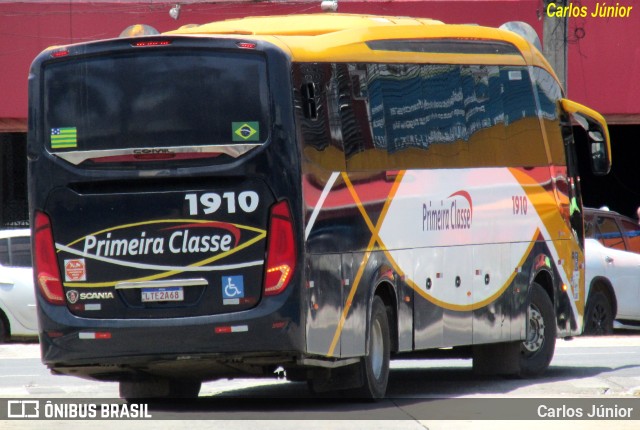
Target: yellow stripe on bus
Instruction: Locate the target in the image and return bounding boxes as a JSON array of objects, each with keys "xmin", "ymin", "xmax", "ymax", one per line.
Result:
[
  {"xmin": 508, "ymin": 167, "xmax": 584, "ymax": 309},
  {"xmin": 327, "ymin": 170, "xmax": 405, "ymax": 357},
  {"xmin": 394, "ymin": 231, "xmax": 539, "ymax": 312}
]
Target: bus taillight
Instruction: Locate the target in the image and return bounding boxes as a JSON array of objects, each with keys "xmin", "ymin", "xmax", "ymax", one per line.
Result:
[
  {"xmin": 34, "ymin": 211, "xmax": 65, "ymax": 305},
  {"xmin": 131, "ymin": 40, "xmax": 172, "ymax": 47},
  {"xmin": 51, "ymin": 50, "xmax": 69, "ymax": 58},
  {"xmin": 236, "ymin": 42, "xmax": 257, "ymax": 49},
  {"xmin": 263, "ymin": 200, "xmax": 296, "ymax": 296}
]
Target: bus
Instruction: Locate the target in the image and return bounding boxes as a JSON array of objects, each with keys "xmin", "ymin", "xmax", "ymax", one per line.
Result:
[{"xmin": 28, "ymin": 13, "xmax": 611, "ymax": 399}]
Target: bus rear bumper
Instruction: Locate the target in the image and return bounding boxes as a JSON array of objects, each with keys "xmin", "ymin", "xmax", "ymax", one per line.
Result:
[{"xmin": 37, "ymin": 300, "xmax": 305, "ymax": 382}]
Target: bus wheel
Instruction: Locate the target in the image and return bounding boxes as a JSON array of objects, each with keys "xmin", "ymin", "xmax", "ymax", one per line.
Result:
[
  {"xmin": 519, "ymin": 283, "xmax": 556, "ymax": 377},
  {"xmin": 583, "ymin": 290, "xmax": 613, "ymax": 335},
  {"xmin": 355, "ymin": 296, "xmax": 390, "ymax": 399},
  {"xmin": 119, "ymin": 378, "xmax": 201, "ymax": 400}
]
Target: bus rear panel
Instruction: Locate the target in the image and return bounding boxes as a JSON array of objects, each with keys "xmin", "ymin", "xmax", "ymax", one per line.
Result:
[{"xmin": 29, "ymin": 36, "xmax": 306, "ymax": 381}]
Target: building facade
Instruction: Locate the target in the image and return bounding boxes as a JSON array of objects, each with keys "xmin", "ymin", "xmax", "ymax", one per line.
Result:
[{"xmin": 0, "ymin": 0, "xmax": 638, "ymax": 224}]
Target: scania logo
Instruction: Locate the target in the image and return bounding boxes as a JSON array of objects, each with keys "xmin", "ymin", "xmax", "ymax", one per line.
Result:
[
  {"xmin": 80, "ymin": 292, "xmax": 115, "ymax": 300},
  {"xmin": 66, "ymin": 290, "xmax": 79, "ymax": 304},
  {"xmin": 66, "ymin": 290, "xmax": 114, "ymax": 302}
]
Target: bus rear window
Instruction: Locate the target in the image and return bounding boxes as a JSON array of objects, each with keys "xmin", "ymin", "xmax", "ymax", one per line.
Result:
[{"xmin": 43, "ymin": 50, "xmax": 269, "ymax": 154}]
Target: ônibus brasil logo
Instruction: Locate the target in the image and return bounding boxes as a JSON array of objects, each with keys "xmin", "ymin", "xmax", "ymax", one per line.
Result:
[{"xmin": 422, "ymin": 191, "xmax": 473, "ymax": 232}]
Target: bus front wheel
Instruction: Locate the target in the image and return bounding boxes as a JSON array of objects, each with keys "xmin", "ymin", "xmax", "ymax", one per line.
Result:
[
  {"xmin": 519, "ymin": 282, "xmax": 556, "ymax": 377},
  {"xmin": 473, "ymin": 282, "xmax": 556, "ymax": 377}
]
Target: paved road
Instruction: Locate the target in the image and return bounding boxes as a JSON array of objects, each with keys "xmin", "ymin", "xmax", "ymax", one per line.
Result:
[{"xmin": 1, "ymin": 334, "xmax": 640, "ymax": 429}]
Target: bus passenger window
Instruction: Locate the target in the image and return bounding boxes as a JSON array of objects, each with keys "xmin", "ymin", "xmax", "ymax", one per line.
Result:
[
  {"xmin": 294, "ymin": 63, "xmax": 346, "ymax": 172},
  {"xmin": 500, "ymin": 67, "xmax": 547, "ymax": 166},
  {"xmin": 301, "ymin": 83, "xmax": 318, "ymax": 120},
  {"xmin": 533, "ymin": 67, "xmax": 565, "ymax": 166}
]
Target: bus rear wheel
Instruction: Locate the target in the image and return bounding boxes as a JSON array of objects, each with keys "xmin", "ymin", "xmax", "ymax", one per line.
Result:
[
  {"xmin": 354, "ymin": 296, "xmax": 390, "ymax": 399},
  {"xmin": 119, "ymin": 377, "xmax": 201, "ymax": 400}
]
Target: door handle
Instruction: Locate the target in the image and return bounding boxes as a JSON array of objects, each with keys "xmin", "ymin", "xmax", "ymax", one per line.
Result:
[{"xmin": 605, "ymin": 256, "xmax": 614, "ymax": 264}]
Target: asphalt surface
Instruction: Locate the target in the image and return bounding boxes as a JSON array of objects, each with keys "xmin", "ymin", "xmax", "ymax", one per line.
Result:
[{"xmin": 1, "ymin": 335, "xmax": 639, "ymax": 429}]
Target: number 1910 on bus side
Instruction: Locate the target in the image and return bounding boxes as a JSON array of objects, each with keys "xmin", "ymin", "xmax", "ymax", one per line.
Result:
[{"xmin": 512, "ymin": 195, "xmax": 528, "ymax": 215}]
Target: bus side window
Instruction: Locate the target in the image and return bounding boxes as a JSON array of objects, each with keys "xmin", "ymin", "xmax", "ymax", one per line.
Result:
[
  {"xmin": 355, "ymin": 63, "xmax": 469, "ymax": 170},
  {"xmin": 342, "ymin": 63, "xmax": 393, "ymax": 170},
  {"xmin": 346, "ymin": 63, "xmax": 546, "ymax": 171},
  {"xmin": 532, "ymin": 68, "xmax": 571, "ymax": 223},
  {"xmin": 335, "ymin": 64, "xmax": 373, "ymax": 160},
  {"xmin": 301, "ymin": 83, "xmax": 318, "ymax": 120},
  {"xmin": 500, "ymin": 67, "xmax": 547, "ymax": 166},
  {"xmin": 294, "ymin": 63, "xmax": 346, "ymax": 172},
  {"xmin": 532, "ymin": 68, "xmax": 565, "ymax": 166}
]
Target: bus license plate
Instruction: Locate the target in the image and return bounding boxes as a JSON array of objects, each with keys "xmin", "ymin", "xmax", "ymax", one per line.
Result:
[{"xmin": 141, "ymin": 287, "xmax": 184, "ymax": 303}]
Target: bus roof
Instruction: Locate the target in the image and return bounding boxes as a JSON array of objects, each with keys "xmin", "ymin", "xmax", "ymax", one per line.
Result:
[
  {"xmin": 165, "ymin": 13, "xmax": 556, "ymax": 74},
  {"xmin": 170, "ymin": 13, "xmax": 446, "ymax": 36}
]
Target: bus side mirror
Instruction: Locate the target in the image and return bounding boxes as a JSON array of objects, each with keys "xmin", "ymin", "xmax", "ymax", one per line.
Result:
[{"xmin": 559, "ymin": 98, "xmax": 612, "ymax": 176}]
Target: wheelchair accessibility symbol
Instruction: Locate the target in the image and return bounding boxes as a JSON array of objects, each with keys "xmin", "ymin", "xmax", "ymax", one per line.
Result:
[{"xmin": 222, "ymin": 275, "xmax": 245, "ymax": 300}]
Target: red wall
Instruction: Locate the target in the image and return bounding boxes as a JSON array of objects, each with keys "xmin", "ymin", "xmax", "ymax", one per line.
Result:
[
  {"xmin": 5, "ymin": 0, "xmax": 633, "ymax": 129},
  {"xmin": 565, "ymin": 8, "xmax": 640, "ymax": 123}
]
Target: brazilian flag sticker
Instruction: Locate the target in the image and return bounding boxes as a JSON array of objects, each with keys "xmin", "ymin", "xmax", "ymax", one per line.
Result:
[{"xmin": 232, "ymin": 122, "xmax": 260, "ymax": 142}]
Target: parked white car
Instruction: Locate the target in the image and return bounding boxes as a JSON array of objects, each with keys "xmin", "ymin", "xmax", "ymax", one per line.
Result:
[
  {"xmin": 0, "ymin": 229, "xmax": 38, "ymax": 342},
  {"xmin": 583, "ymin": 208, "xmax": 640, "ymax": 335}
]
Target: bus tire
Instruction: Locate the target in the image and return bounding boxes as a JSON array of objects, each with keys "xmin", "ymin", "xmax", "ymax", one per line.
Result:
[
  {"xmin": 519, "ymin": 282, "xmax": 556, "ymax": 377},
  {"xmin": 354, "ymin": 296, "xmax": 390, "ymax": 399},
  {"xmin": 168, "ymin": 379, "xmax": 201, "ymax": 398},
  {"xmin": 119, "ymin": 378, "xmax": 201, "ymax": 400},
  {"xmin": 583, "ymin": 290, "xmax": 614, "ymax": 335}
]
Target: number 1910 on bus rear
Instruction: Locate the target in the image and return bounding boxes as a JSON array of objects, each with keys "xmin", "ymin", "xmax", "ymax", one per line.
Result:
[{"xmin": 28, "ymin": 14, "xmax": 611, "ymax": 399}]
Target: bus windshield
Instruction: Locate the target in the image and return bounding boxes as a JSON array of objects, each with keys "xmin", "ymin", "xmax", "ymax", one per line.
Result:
[{"xmin": 43, "ymin": 50, "xmax": 269, "ymax": 156}]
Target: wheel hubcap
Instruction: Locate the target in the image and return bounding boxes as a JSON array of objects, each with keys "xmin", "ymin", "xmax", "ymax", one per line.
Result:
[
  {"xmin": 370, "ymin": 319, "xmax": 383, "ymax": 379},
  {"xmin": 591, "ymin": 304, "xmax": 607, "ymax": 331},
  {"xmin": 523, "ymin": 304, "xmax": 545, "ymax": 353}
]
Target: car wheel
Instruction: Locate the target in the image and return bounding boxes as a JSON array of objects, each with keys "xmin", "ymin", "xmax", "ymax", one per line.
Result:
[
  {"xmin": 583, "ymin": 290, "xmax": 614, "ymax": 335},
  {"xmin": 519, "ymin": 282, "xmax": 556, "ymax": 377},
  {"xmin": 0, "ymin": 316, "xmax": 7, "ymax": 343}
]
